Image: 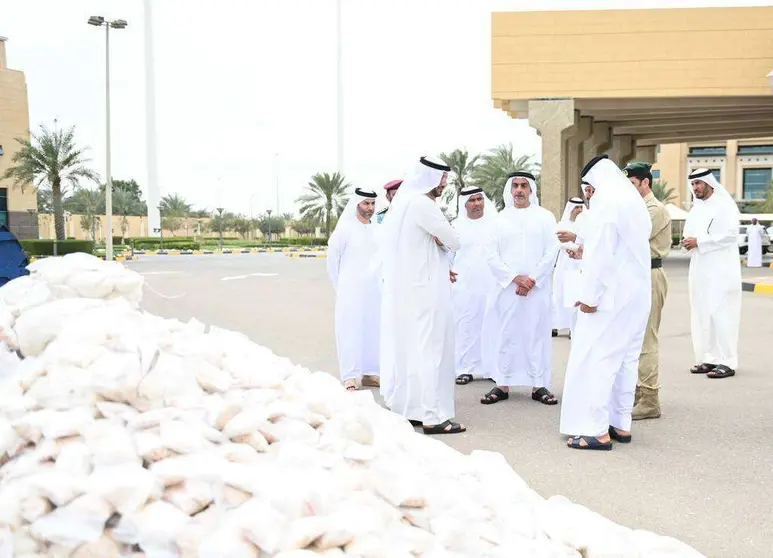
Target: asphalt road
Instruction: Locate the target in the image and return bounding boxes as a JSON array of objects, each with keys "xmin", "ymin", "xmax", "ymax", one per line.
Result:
[{"xmin": 128, "ymin": 253, "xmax": 773, "ymax": 557}]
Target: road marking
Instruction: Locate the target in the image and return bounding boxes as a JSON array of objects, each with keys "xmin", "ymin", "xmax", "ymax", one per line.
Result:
[
  {"xmin": 221, "ymin": 272, "xmax": 278, "ymax": 282},
  {"xmin": 141, "ymin": 271, "xmax": 184, "ymax": 276}
]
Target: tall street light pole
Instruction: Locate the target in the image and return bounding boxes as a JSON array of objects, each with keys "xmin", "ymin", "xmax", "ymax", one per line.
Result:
[
  {"xmin": 267, "ymin": 209, "xmax": 273, "ymax": 245},
  {"xmin": 88, "ymin": 15, "xmax": 127, "ymax": 262},
  {"xmin": 143, "ymin": 0, "xmax": 161, "ymax": 239},
  {"xmin": 216, "ymin": 207, "xmax": 224, "ymax": 252}
]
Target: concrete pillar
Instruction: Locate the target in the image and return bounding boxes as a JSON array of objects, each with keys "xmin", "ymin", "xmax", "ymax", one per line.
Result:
[
  {"xmin": 609, "ymin": 135, "xmax": 634, "ymax": 166},
  {"xmin": 528, "ymin": 99, "xmax": 576, "ymax": 218},
  {"xmin": 726, "ymin": 139, "xmax": 739, "ymax": 198},
  {"xmin": 566, "ymin": 116, "xmax": 594, "ymax": 199},
  {"xmin": 633, "ymin": 145, "xmax": 657, "ymax": 164},
  {"xmin": 581, "ymin": 121, "xmax": 612, "ymax": 165}
]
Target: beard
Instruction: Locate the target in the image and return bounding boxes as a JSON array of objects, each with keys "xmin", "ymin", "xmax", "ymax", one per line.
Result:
[{"xmin": 428, "ymin": 186, "xmax": 444, "ymax": 199}]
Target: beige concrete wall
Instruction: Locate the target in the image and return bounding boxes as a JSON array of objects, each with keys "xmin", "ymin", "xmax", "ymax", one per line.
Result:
[
  {"xmin": 36, "ymin": 214, "xmax": 311, "ymax": 241},
  {"xmin": 492, "ymin": 7, "xmax": 773, "ymax": 100},
  {"xmin": 653, "ymin": 144, "xmax": 687, "ymax": 206},
  {"xmin": 0, "ymin": 64, "xmax": 34, "ymax": 212},
  {"xmin": 37, "ymin": 214, "xmax": 222, "ymax": 241}
]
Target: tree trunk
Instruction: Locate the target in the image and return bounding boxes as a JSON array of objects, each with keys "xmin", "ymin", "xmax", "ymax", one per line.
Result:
[
  {"xmin": 52, "ymin": 177, "xmax": 66, "ymax": 240},
  {"xmin": 325, "ymin": 201, "xmax": 333, "ymax": 238}
]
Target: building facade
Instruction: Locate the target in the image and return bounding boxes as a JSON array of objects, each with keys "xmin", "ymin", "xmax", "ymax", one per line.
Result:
[
  {"xmin": 654, "ymin": 139, "xmax": 773, "ymax": 209},
  {"xmin": 0, "ymin": 37, "xmax": 37, "ymax": 239},
  {"xmin": 491, "ymin": 6, "xmax": 773, "ymax": 218}
]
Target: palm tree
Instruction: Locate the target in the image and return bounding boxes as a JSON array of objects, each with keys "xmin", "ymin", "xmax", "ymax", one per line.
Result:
[
  {"xmin": 68, "ymin": 188, "xmax": 103, "ymax": 241},
  {"xmin": 160, "ymin": 194, "xmax": 191, "ymax": 235},
  {"xmin": 439, "ymin": 149, "xmax": 480, "ymax": 217},
  {"xmin": 2, "ymin": 124, "xmax": 99, "ymax": 240},
  {"xmin": 160, "ymin": 193, "xmax": 191, "ymax": 216},
  {"xmin": 472, "ymin": 143, "xmax": 539, "ymax": 209},
  {"xmin": 296, "ymin": 172, "xmax": 350, "ymax": 237},
  {"xmin": 652, "ymin": 179, "xmax": 676, "ymax": 203}
]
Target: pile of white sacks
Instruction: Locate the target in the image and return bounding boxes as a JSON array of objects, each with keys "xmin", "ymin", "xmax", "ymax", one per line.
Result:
[{"xmin": 0, "ymin": 254, "xmax": 703, "ymax": 557}]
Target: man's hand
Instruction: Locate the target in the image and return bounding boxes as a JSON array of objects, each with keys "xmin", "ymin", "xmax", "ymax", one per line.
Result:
[
  {"xmin": 516, "ymin": 286, "xmax": 529, "ymax": 297},
  {"xmin": 449, "ymin": 270, "xmax": 458, "ymax": 284},
  {"xmin": 575, "ymin": 301, "xmax": 597, "ymax": 314},
  {"xmin": 557, "ymin": 230, "xmax": 577, "ymax": 243},
  {"xmin": 513, "ymin": 275, "xmax": 536, "ymax": 290},
  {"xmin": 433, "ymin": 236, "xmax": 444, "ymax": 248},
  {"xmin": 567, "ymin": 246, "xmax": 584, "ymax": 260},
  {"xmin": 681, "ymin": 237, "xmax": 698, "ymax": 250}
]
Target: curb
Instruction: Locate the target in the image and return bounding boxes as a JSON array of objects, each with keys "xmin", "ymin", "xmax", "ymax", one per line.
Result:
[
  {"xmin": 740, "ymin": 260, "xmax": 773, "ymax": 268},
  {"xmin": 286, "ymin": 252, "xmax": 327, "ymax": 259},
  {"xmin": 134, "ymin": 247, "xmax": 325, "ymax": 256},
  {"xmin": 29, "ymin": 255, "xmax": 138, "ymax": 263},
  {"xmin": 742, "ymin": 281, "xmax": 773, "ymax": 295}
]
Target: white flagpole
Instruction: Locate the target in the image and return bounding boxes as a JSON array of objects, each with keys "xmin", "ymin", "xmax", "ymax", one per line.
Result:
[{"xmin": 336, "ymin": 0, "xmax": 344, "ymax": 176}]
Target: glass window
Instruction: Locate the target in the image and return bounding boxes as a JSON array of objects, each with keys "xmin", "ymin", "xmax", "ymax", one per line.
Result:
[
  {"xmin": 651, "ymin": 169, "xmax": 661, "ymax": 179},
  {"xmin": 710, "ymin": 169, "xmax": 721, "ymax": 182},
  {"xmin": 0, "ymin": 188, "xmax": 7, "ymax": 227},
  {"xmin": 688, "ymin": 146, "xmax": 727, "ymax": 156},
  {"xmin": 742, "ymin": 168, "xmax": 771, "ymax": 200},
  {"xmin": 738, "ymin": 145, "xmax": 773, "ymax": 155}
]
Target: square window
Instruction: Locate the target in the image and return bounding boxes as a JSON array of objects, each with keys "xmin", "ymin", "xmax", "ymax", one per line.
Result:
[
  {"xmin": 688, "ymin": 146, "xmax": 727, "ymax": 156},
  {"xmin": 742, "ymin": 168, "xmax": 771, "ymax": 200}
]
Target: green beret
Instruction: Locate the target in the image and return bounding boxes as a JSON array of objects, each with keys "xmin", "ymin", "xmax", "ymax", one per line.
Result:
[{"xmin": 622, "ymin": 161, "xmax": 652, "ymax": 179}]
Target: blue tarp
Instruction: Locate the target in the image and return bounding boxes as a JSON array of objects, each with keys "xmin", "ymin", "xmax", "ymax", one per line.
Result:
[{"xmin": 0, "ymin": 225, "xmax": 30, "ymax": 288}]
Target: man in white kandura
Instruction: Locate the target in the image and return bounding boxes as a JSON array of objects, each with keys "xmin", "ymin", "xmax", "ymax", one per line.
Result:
[
  {"xmin": 555, "ymin": 182, "xmax": 595, "ymax": 337},
  {"xmin": 379, "ymin": 156, "xmax": 465, "ymax": 435},
  {"xmin": 746, "ymin": 217, "xmax": 764, "ymax": 268},
  {"xmin": 480, "ymin": 171, "xmax": 560, "ymax": 407},
  {"xmin": 560, "ymin": 155, "xmax": 652, "ymax": 451},
  {"xmin": 326, "ymin": 188, "xmax": 381, "ymax": 391},
  {"xmin": 683, "ymin": 168, "xmax": 741, "ymax": 379},
  {"xmin": 551, "ymin": 197, "xmax": 585, "ymax": 337},
  {"xmin": 449, "ymin": 186, "xmax": 498, "ymax": 386}
]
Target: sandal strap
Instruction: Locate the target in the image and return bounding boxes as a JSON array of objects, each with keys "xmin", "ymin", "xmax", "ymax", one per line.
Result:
[{"xmin": 533, "ymin": 387, "xmax": 552, "ymax": 399}]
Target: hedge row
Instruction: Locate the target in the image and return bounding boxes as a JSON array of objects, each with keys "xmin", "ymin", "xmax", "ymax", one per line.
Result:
[
  {"xmin": 127, "ymin": 237, "xmax": 328, "ymax": 248},
  {"xmin": 20, "ymin": 240, "xmax": 95, "ymax": 256}
]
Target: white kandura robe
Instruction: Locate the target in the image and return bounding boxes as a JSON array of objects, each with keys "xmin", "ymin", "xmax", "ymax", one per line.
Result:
[
  {"xmin": 552, "ymin": 219, "xmax": 583, "ymax": 331},
  {"xmin": 747, "ymin": 224, "xmax": 764, "ymax": 268},
  {"xmin": 327, "ymin": 220, "xmax": 381, "ymax": 381},
  {"xmin": 380, "ymin": 196, "xmax": 461, "ymax": 425},
  {"xmin": 685, "ymin": 193, "xmax": 741, "ymax": 369},
  {"xmin": 560, "ymin": 159, "xmax": 652, "ymax": 438},
  {"xmin": 450, "ymin": 216, "xmax": 497, "ymax": 378},
  {"xmin": 482, "ymin": 205, "xmax": 560, "ymax": 388}
]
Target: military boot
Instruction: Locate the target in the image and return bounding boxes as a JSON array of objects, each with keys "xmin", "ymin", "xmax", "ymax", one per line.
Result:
[{"xmin": 632, "ymin": 388, "xmax": 661, "ymax": 420}]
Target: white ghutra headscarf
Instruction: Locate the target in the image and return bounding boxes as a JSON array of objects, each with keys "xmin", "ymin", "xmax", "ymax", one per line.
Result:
[
  {"xmin": 502, "ymin": 171, "xmax": 539, "ymax": 209},
  {"xmin": 378, "ymin": 156, "xmax": 450, "ymax": 279},
  {"xmin": 580, "ymin": 155, "xmax": 651, "ymax": 273},
  {"xmin": 333, "ymin": 187, "xmax": 378, "ymax": 233},
  {"xmin": 558, "ymin": 197, "xmax": 585, "ymax": 227},
  {"xmin": 456, "ymin": 186, "xmax": 496, "ymax": 224},
  {"xmin": 684, "ymin": 167, "xmax": 740, "ymax": 239}
]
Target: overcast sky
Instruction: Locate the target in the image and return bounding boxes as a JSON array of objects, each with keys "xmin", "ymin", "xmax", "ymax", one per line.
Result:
[{"xmin": 1, "ymin": 0, "xmax": 769, "ymax": 216}]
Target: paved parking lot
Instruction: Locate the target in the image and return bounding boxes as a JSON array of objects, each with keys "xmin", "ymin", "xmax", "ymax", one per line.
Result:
[{"xmin": 128, "ymin": 253, "xmax": 773, "ymax": 557}]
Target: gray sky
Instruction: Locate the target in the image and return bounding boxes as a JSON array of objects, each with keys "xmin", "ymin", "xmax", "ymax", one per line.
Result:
[{"xmin": 1, "ymin": 0, "xmax": 769, "ymax": 216}]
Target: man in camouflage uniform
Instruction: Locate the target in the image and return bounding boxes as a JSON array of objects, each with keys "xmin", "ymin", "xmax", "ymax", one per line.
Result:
[{"xmin": 623, "ymin": 161, "xmax": 671, "ymax": 420}]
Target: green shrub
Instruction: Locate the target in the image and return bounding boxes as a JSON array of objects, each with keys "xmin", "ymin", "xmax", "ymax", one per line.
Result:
[
  {"xmin": 133, "ymin": 241, "xmax": 201, "ymax": 251},
  {"xmin": 21, "ymin": 239, "xmax": 95, "ymax": 256}
]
